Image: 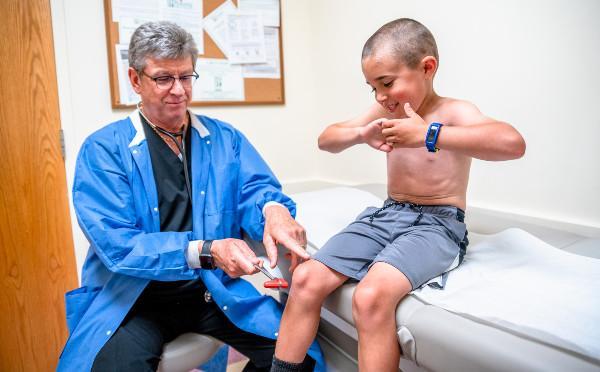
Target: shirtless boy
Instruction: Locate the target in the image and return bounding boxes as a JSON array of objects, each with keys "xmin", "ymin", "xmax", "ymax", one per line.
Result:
[{"xmin": 271, "ymin": 18, "xmax": 526, "ymax": 372}]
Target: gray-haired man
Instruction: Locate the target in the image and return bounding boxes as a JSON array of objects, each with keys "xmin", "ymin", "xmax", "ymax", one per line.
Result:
[{"xmin": 58, "ymin": 21, "xmax": 320, "ymax": 372}]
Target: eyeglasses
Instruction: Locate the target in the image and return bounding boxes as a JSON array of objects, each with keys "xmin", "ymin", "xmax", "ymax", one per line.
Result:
[{"xmin": 140, "ymin": 70, "xmax": 199, "ymax": 90}]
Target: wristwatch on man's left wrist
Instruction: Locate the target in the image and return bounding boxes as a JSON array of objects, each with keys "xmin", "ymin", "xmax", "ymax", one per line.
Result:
[{"xmin": 199, "ymin": 240, "xmax": 215, "ymax": 270}]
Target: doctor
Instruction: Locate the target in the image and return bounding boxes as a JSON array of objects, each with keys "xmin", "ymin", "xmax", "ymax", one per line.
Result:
[{"xmin": 58, "ymin": 21, "xmax": 321, "ymax": 371}]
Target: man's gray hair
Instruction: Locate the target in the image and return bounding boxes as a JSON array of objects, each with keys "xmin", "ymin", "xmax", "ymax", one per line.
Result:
[{"xmin": 128, "ymin": 21, "xmax": 198, "ymax": 72}]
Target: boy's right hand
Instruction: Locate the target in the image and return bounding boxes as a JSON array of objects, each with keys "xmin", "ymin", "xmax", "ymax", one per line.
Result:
[{"xmin": 359, "ymin": 118, "xmax": 393, "ymax": 153}]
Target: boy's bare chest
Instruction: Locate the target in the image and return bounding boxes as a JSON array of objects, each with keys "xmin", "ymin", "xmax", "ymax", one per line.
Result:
[{"xmin": 387, "ymin": 147, "xmax": 458, "ymax": 173}]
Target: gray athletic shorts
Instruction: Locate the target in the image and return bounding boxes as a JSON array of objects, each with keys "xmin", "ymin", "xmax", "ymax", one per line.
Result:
[{"xmin": 312, "ymin": 199, "xmax": 469, "ymax": 290}]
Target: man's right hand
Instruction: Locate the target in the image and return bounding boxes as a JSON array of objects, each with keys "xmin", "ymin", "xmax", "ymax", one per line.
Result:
[
  {"xmin": 209, "ymin": 238, "xmax": 261, "ymax": 278},
  {"xmin": 359, "ymin": 118, "xmax": 393, "ymax": 152}
]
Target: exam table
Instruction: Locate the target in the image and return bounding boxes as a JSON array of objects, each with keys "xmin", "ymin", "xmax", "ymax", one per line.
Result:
[{"xmin": 284, "ymin": 182, "xmax": 600, "ymax": 372}]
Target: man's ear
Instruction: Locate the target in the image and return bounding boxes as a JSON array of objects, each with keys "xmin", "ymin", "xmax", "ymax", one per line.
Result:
[
  {"xmin": 128, "ymin": 67, "xmax": 142, "ymax": 94},
  {"xmin": 421, "ymin": 56, "xmax": 438, "ymax": 79}
]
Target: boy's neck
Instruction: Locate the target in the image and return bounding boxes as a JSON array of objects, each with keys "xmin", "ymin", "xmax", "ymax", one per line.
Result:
[{"xmin": 415, "ymin": 90, "xmax": 440, "ymax": 117}]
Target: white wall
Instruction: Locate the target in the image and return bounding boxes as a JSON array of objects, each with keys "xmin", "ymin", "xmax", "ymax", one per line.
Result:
[{"xmin": 52, "ymin": 0, "xmax": 600, "ymax": 277}]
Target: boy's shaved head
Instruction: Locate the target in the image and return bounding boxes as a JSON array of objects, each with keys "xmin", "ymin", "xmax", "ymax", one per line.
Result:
[{"xmin": 362, "ymin": 18, "xmax": 438, "ymax": 68}]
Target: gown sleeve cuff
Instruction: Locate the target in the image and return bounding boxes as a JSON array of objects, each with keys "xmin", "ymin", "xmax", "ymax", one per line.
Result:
[{"xmin": 262, "ymin": 201, "xmax": 285, "ymax": 217}]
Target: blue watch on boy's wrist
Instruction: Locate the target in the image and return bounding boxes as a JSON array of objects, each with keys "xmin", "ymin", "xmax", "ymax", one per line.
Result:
[{"xmin": 425, "ymin": 122, "xmax": 443, "ymax": 152}]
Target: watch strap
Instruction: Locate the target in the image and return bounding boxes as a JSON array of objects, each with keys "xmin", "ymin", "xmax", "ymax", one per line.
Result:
[
  {"xmin": 200, "ymin": 240, "xmax": 215, "ymax": 270},
  {"xmin": 425, "ymin": 122, "xmax": 443, "ymax": 152}
]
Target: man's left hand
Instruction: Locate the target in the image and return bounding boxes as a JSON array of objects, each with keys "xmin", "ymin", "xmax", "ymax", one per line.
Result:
[{"xmin": 263, "ymin": 204, "xmax": 309, "ymax": 272}]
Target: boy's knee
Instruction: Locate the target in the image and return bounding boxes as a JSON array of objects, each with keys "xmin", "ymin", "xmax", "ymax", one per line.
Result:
[
  {"xmin": 289, "ymin": 261, "xmax": 332, "ymax": 301},
  {"xmin": 290, "ymin": 261, "xmax": 309, "ymax": 285},
  {"xmin": 352, "ymin": 284, "xmax": 399, "ymax": 325},
  {"xmin": 352, "ymin": 284, "xmax": 382, "ymax": 317},
  {"xmin": 290, "ymin": 261, "xmax": 319, "ymax": 293}
]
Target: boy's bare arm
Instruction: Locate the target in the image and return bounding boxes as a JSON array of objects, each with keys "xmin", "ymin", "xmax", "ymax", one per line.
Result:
[
  {"xmin": 318, "ymin": 103, "xmax": 392, "ymax": 153},
  {"xmin": 382, "ymin": 101, "xmax": 526, "ymax": 160},
  {"xmin": 440, "ymin": 101, "xmax": 525, "ymax": 160},
  {"xmin": 437, "ymin": 124, "xmax": 525, "ymax": 160}
]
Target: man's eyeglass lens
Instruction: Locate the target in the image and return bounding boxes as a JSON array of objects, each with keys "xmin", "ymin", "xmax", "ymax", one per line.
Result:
[{"xmin": 143, "ymin": 72, "xmax": 199, "ymax": 89}]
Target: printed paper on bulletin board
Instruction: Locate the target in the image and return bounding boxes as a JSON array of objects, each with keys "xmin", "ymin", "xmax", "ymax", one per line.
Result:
[{"xmin": 104, "ymin": 0, "xmax": 285, "ymax": 108}]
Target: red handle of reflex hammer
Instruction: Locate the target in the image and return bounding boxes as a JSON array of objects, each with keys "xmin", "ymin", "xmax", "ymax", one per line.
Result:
[{"xmin": 263, "ymin": 278, "xmax": 289, "ymax": 289}]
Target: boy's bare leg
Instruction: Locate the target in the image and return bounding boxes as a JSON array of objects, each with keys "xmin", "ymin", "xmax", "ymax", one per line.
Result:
[
  {"xmin": 352, "ymin": 262, "xmax": 412, "ymax": 372},
  {"xmin": 275, "ymin": 259, "xmax": 348, "ymax": 362}
]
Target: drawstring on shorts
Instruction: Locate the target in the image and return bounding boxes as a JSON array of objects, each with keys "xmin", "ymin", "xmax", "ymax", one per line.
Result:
[{"xmin": 368, "ymin": 201, "xmax": 424, "ymax": 226}]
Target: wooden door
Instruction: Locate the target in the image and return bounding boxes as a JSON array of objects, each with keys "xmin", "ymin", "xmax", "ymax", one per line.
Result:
[{"xmin": 0, "ymin": 0, "xmax": 78, "ymax": 370}]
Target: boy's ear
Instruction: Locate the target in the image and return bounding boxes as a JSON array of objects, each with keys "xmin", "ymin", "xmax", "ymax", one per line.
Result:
[
  {"xmin": 421, "ymin": 56, "xmax": 438, "ymax": 79},
  {"xmin": 128, "ymin": 67, "xmax": 143, "ymax": 94}
]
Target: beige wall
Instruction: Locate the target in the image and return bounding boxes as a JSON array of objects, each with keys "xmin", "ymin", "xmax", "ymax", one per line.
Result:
[
  {"xmin": 308, "ymin": 0, "xmax": 600, "ymax": 227},
  {"xmin": 52, "ymin": 0, "xmax": 600, "ymax": 277}
]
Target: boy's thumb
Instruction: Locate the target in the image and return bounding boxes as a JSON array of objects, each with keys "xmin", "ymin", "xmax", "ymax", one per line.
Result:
[{"xmin": 404, "ymin": 102, "xmax": 416, "ymax": 117}]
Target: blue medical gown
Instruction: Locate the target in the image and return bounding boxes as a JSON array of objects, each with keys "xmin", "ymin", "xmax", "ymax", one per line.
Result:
[{"xmin": 57, "ymin": 111, "xmax": 325, "ymax": 371}]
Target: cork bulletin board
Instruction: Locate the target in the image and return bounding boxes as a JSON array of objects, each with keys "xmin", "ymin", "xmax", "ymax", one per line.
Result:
[{"xmin": 104, "ymin": 0, "xmax": 285, "ymax": 108}]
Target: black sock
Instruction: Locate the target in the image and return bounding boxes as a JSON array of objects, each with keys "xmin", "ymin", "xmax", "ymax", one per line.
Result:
[{"xmin": 270, "ymin": 355, "xmax": 315, "ymax": 372}]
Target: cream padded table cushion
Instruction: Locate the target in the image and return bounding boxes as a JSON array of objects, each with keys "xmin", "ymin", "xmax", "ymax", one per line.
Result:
[{"xmin": 289, "ymin": 184, "xmax": 600, "ymax": 372}]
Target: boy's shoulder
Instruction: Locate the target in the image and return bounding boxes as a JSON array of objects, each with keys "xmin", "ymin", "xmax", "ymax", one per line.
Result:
[
  {"xmin": 436, "ymin": 96, "xmax": 476, "ymax": 111},
  {"xmin": 432, "ymin": 97, "xmax": 483, "ymax": 126}
]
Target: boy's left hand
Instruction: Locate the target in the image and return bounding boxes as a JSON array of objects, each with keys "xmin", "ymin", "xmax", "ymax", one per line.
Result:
[{"xmin": 381, "ymin": 103, "xmax": 428, "ymax": 148}]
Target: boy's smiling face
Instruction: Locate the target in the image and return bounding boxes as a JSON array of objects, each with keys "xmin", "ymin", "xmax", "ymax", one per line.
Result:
[{"xmin": 362, "ymin": 51, "xmax": 434, "ymax": 118}]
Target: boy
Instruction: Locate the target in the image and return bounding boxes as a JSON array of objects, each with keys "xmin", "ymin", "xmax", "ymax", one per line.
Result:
[{"xmin": 272, "ymin": 18, "xmax": 525, "ymax": 371}]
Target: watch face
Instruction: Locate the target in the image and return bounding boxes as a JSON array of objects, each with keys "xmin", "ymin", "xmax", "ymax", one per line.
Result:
[
  {"xmin": 427, "ymin": 127, "xmax": 438, "ymax": 141},
  {"xmin": 200, "ymin": 254, "xmax": 214, "ymax": 269}
]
